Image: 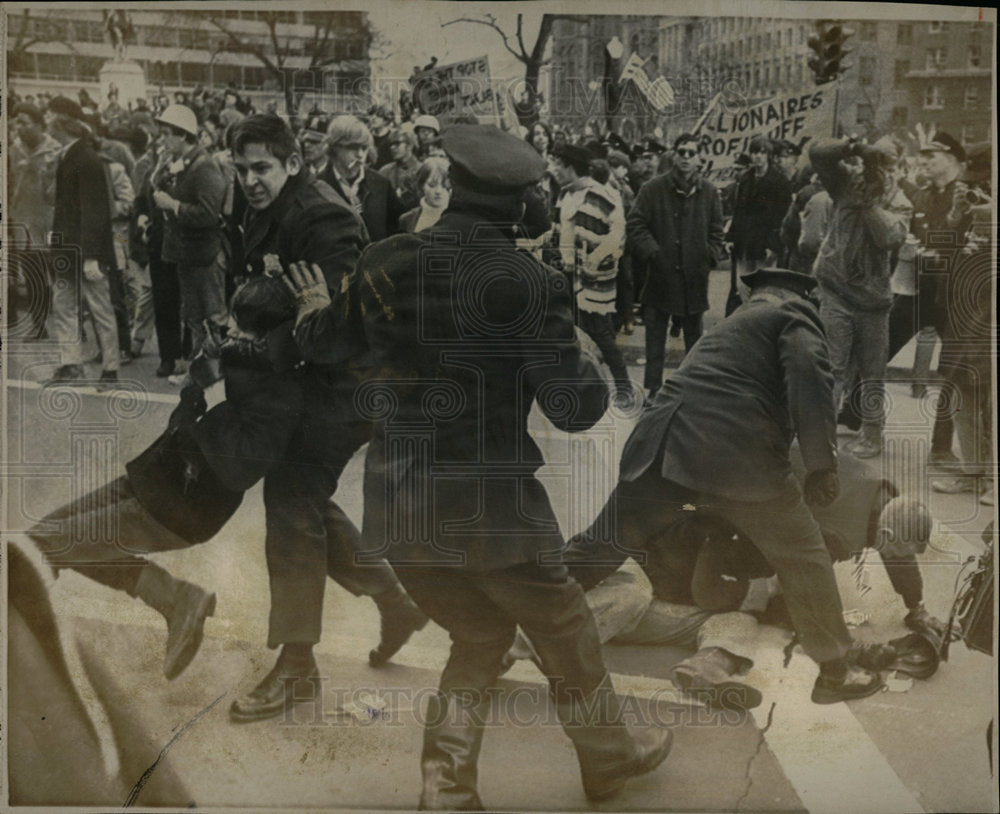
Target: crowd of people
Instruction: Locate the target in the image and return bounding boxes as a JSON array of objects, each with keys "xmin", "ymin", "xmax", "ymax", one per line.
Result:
[{"xmin": 6, "ymin": 82, "xmax": 995, "ymax": 809}]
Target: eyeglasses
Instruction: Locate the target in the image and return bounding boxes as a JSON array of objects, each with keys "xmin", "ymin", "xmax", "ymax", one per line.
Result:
[{"xmin": 676, "ymin": 148, "xmax": 698, "ymax": 158}]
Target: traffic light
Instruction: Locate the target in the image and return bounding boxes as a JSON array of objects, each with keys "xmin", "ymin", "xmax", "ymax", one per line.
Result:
[{"xmin": 807, "ymin": 20, "xmax": 855, "ymax": 84}]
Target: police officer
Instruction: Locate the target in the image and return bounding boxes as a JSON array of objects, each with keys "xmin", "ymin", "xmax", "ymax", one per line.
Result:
[{"xmin": 285, "ymin": 124, "xmax": 672, "ymax": 810}]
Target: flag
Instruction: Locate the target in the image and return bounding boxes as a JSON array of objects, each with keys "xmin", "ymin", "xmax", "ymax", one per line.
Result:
[
  {"xmin": 618, "ymin": 53, "xmax": 673, "ymax": 111},
  {"xmin": 648, "ymin": 76, "xmax": 675, "ymax": 111}
]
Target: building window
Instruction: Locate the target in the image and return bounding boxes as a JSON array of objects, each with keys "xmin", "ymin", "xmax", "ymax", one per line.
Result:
[
  {"xmin": 897, "ymin": 24, "xmax": 912, "ymax": 44},
  {"xmin": 965, "ymin": 86, "xmax": 980, "ymax": 108},
  {"xmin": 860, "ymin": 21, "xmax": 877, "ymax": 41},
  {"xmin": 923, "ymin": 85, "xmax": 944, "ymax": 109},
  {"xmin": 894, "ymin": 59, "xmax": 910, "ymax": 85},
  {"xmin": 860, "ymin": 56, "xmax": 876, "ymax": 86},
  {"xmin": 856, "ymin": 103, "xmax": 873, "ymax": 125},
  {"xmin": 968, "ymin": 46, "xmax": 982, "ymax": 68},
  {"xmin": 891, "ymin": 107, "xmax": 908, "ymax": 128},
  {"xmin": 928, "ymin": 21, "xmax": 948, "ymax": 34},
  {"xmin": 925, "ymin": 48, "xmax": 947, "ymax": 70}
]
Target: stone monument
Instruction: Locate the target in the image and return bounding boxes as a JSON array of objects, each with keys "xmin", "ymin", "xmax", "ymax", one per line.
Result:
[{"xmin": 98, "ymin": 11, "xmax": 147, "ymax": 109}]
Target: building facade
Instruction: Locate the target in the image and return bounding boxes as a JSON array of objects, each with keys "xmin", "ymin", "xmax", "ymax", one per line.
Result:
[
  {"xmin": 543, "ymin": 13, "xmax": 993, "ymax": 148},
  {"xmin": 6, "ymin": 8, "xmax": 372, "ymax": 113}
]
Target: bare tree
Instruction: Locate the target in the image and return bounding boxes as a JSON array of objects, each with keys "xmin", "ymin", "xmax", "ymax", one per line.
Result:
[
  {"xmin": 441, "ymin": 12, "xmax": 569, "ymax": 126},
  {"xmin": 6, "ymin": 9, "xmax": 78, "ymax": 67},
  {"xmin": 172, "ymin": 10, "xmax": 373, "ymax": 114}
]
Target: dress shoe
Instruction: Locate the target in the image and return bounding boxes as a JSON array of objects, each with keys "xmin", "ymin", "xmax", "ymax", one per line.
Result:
[
  {"xmin": 163, "ymin": 582, "xmax": 217, "ymax": 680},
  {"xmin": 156, "ymin": 360, "xmax": 176, "ymax": 378},
  {"xmin": 670, "ymin": 647, "xmax": 762, "ymax": 711},
  {"xmin": 95, "ymin": 370, "xmax": 120, "ymax": 392},
  {"xmin": 230, "ymin": 647, "xmax": 319, "ymax": 723},
  {"xmin": 46, "ymin": 364, "xmax": 84, "ymax": 385},
  {"xmin": 134, "ymin": 564, "xmax": 215, "ymax": 680},
  {"xmin": 845, "ymin": 434, "xmax": 882, "ymax": 459},
  {"xmin": 811, "ymin": 665, "xmax": 883, "ymax": 704},
  {"xmin": 369, "ymin": 586, "xmax": 428, "ymax": 667}
]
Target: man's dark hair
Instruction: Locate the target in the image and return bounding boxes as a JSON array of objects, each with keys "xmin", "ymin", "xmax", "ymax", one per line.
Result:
[
  {"xmin": 229, "ymin": 113, "xmax": 300, "ymax": 163},
  {"xmin": 672, "ymin": 132, "xmax": 699, "ymax": 152},
  {"xmin": 231, "ymin": 275, "xmax": 296, "ymax": 335},
  {"xmin": 13, "ymin": 103, "xmax": 45, "ymax": 126},
  {"xmin": 588, "ymin": 158, "xmax": 611, "ymax": 184}
]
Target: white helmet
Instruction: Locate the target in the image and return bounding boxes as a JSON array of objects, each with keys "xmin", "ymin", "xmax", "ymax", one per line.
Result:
[
  {"xmin": 414, "ymin": 114, "xmax": 440, "ymax": 134},
  {"xmin": 156, "ymin": 104, "xmax": 199, "ymax": 137}
]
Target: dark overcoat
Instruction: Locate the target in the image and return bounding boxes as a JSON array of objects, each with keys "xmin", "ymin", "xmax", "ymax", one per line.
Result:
[
  {"xmin": 159, "ymin": 147, "xmax": 228, "ymax": 268},
  {"xmin": 51, "ymin": 137, "xmax": 115, "ymax": 266},
  {"xmin": 727, "ymin": 164, "xmax": 792, "ymax": 263},
  {"xmin": 620, "ymin": 291, "xmax": 838, "ymax": 503},
  {"xmin": 347, "ymin": 195, "xmax": 609, "ymax": 571},
  {"xmin": 627, "ymin": 170, "xmax": 725, "ymax": 314}
]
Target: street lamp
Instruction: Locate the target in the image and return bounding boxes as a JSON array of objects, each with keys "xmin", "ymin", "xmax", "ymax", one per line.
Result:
[{"xmin": 604, "ymin": 36, "xmax": 624, "ymax": 133}]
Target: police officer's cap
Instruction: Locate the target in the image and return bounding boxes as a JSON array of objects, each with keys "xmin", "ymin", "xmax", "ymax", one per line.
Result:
[
  {"xmin": 741, "ymin": 267, "xmax": 818, "ymax": 296},
  {"xmin": 442, "ymin": 124, "xmax": 546, "ymax": 193}
]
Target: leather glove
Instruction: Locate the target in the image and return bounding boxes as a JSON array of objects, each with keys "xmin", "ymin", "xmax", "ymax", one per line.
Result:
[
  {"xmin": 168, "ymin": 384, "xmax": 207, "ymax": 432},
  {"xmin": 283, "ymin": 260, "xmax": 331, "ymax": 315},
  {"xmin": 804, "ymin": 468, "xmax": 840, "ymax": 507},
  {"xmin": 904, "ymin": 604, "xmax": 946, "ymax": 639}
]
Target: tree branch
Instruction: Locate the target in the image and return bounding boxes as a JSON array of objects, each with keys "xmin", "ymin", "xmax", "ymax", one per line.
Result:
[
  {"xmin": 441, "ymin": 15, "xmax": 526, "ymax": 64},
  {"xmin": 515, "ymin": 14, "xmax": 527, "ymax": 58},
  {"xmin": 205, "ymin": 16, "xmax": 281, "ymax": 76}
]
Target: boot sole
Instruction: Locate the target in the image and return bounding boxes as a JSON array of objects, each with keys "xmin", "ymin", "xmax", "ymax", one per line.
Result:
[
  {"xmin": 369, "ymin": 613, "xmax": 429, "ymax": 667},
  {"xmin": 229, "ymin": 674, "xmax": 320, "ymax": 723},
  {"xmin": 163, "ymin": 592, "xmax": 217, "ymax": 681},
  {"xmin": 811, "ymin": 677, "xmax": 884, "ymax": 705},
  {"xmin": 672, "ymin": 668, "xmax": 763, "ymax": 711},
  {"xmin": 584, "ymin": 729, "xmax": 673, "ymax": 802}
]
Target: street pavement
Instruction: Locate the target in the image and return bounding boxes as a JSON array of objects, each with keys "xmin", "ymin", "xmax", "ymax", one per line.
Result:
[{"xmin": 3, "ymin": 267, "xmax": 997, "ymax": 812}]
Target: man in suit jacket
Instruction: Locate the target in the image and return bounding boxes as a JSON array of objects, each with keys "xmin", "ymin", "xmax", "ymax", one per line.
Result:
[
  {"xmin": 570, "ymin": 268, "xmax": 883, "ymax": 706},
  {"xmin": 45, "ymin": 97, "xmax": 120, "ymax": 388},
  {"xmin": 288, "ymin": 124, "xmax": 672, "ymax": 810},
  {"xmin": 152, "ymin": 104, "xmax": 228, "ymax": 364},
  {"xmin": 225, "ymin": 114, "xmax": 426, "ymax": 724},
  {"xmin": 318, "ymin": 115, "xmax": 405, "ymax": 244}
]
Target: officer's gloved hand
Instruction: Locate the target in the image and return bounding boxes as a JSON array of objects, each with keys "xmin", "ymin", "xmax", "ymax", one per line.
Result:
[
  {"xmin": 283, "ymin": 261, "xmax": 331, "ymax": 316},
  {"xmin": 168, "ymin": 384, "xmax": 207, "ymax": 432},
  {"xmin": 904, "ymin": 603, "xmax": 946, "ymax": 639},
  {"xmin": 804, "ymin": 468, "xmax": 840, "ymax": 507}
]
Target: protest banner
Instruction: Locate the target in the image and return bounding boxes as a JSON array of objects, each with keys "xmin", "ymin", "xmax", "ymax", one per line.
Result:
[
  {"xmin": 696, "ymin": 85, "xmax": 836, "ymax": 186},
  {"xmin": 410, "ymin": 55, "xmax": 501, "ymax": 126}
]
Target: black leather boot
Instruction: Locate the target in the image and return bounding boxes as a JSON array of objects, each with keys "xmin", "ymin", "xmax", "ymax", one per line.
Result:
[
  {"xmin": 229, "ymin": 644, "xmax": 319, "ymax": 723},
  {"xmin": 369, "ymin": 584, "xmax": 428, "ymax": 667},
  {"xmin": 418, "ymin": 690, "xmax": 487, "ymax": 811},
  {"xmin": 670, "ymin": 646, "xmax": 762, "ymax": 711},
  {"xmin": 557, "ymin": 673, "xmax": 673, "ymax": 802},
  {"xmin": 133, "ymin": 563, "xmax": 216, "ymax": 680}
]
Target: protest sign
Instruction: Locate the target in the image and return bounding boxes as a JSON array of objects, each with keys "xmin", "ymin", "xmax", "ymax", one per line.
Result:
[{"xmin": 410, "ymin": 55, "xmax": 501, "ymax": 126}]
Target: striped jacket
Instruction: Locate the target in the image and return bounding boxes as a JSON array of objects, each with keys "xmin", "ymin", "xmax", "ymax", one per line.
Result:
[{"xmin": 554, "ymin": 177, "xmax": 625, "ymax": 314}]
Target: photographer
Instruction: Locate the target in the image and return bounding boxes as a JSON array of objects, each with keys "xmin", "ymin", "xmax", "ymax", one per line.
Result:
[{"xmin": 810, "ymin": 135, "xmax": 913, "ymax": 459}]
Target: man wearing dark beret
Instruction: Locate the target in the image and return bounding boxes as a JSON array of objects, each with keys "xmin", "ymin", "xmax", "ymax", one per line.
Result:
[{"xmin": 286, "ymin": 123, "xmax": 672, "ymax": 810}]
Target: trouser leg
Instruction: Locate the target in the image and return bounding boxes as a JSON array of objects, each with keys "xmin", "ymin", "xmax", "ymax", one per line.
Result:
[
  {"xmin": 579, "ymin": 310, "xmax": 629, "ymax": 389},
  {"xmin": 105, "ymin": 265, "xmax": 131, "ymax": 353},
  {"xmin": 149, "ymin": 257, "xmax": 183, "ymax": 364},
  {"xmin": 177, "ymin": 254, "xmax": 228, "ymax": 360},
  {"xmin": 643, "ymin": 305, "xmax": 669, "ymax": 392},
  {"xmin": 716, "ymin": 480, "xmax": 851, "ymax": 664},
  {"xmin": 124, "ymin": 259, "xmax": 156, "ymax": 344},
  {"xmin": 48, "ymin": 268, "xmax": 84, "ymax": 365},
  {"xmin": 855, "ymin": 307, "xmax": 890, "ymax": 442},
  {"xmin": 819, "ymin": 289, "xmax": 854, "ymax": 412},
  {"xmin": 678, "ymin": 312, "xmax": 703, "ymax": 353},
  {"xmin": 80, "ymin": 271, "xmax": 121, "ymax": 372}
]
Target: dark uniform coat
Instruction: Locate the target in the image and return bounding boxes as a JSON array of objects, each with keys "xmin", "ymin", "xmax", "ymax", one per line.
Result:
[
  {"xmin": 348, "ymin": 195, "xmax": 609, "ymax": 571},
  {"xmin": 627, "ymin": 169, "xmax": 725, "ymax": 315},
  {"xmin": 158, "ymin": 147, "xmax": 228, "ymax": 268},
  {"xmin": 621, "ymin": 291, "xmax": 838, "ymax": 502}
]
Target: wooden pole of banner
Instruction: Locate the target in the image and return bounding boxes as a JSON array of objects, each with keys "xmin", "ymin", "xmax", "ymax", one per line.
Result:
[
  {"xmin": 692, "ymin": 92, "xmax": 722, "ymax": 135},
  {"xmin": 832, "ymin": 77, "xmax": 841, "ymax": 137}
]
